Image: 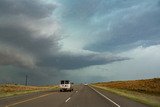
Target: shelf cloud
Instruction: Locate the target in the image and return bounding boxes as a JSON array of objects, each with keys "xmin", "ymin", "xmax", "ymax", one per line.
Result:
[{"xmin": 0, "ymin": 0, "xmax": 159, "ymax": 84}]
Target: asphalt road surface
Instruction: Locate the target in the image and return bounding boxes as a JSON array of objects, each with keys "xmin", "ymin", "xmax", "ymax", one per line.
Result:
[{"xmin": 0, "ymin": 85, "xmax": 149, "ymax": 107}]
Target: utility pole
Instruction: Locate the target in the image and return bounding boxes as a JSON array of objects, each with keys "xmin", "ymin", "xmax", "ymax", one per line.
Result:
[{"xmin": 25, "ymin": 75, "xmax": 28, "ymax": 86}]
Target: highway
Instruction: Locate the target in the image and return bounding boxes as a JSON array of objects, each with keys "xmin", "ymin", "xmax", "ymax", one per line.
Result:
[{"xmin": 0, "ymin": 85, "xmax": 149, "ymax": 107}]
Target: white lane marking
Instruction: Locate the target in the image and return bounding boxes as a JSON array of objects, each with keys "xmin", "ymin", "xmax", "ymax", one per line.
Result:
[
  {"xmin": 89, "ymin": 86, "xmax": 121, "ymax": 107},
  {"xmin": 65, "ymin": 97, "xmax": 71, "ymax": 103}
]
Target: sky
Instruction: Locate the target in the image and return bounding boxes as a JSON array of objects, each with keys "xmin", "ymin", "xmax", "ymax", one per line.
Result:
[{"xmin": 0, "ymin": 0, "xmax": 160, "ymax": 85}]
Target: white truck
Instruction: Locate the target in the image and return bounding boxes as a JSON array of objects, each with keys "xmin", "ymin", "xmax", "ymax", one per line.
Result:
[{"xmin": 59, "ymin": 80, "xmax": 73, "ymax": 92}]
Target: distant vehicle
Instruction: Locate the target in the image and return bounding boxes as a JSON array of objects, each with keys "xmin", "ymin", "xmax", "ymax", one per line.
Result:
[
  {"xmin": 59, "ymin": 80, "xmax": 73, "ymax": 92},
  {"xmin": 84, "ymin": 83, "xmax": 88, "ymax": 86}
]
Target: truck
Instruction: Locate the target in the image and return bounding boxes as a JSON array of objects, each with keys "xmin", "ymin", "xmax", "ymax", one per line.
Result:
[{"xmin": 59, "ymin": 80, "xmax": 73, "ymax": 92}]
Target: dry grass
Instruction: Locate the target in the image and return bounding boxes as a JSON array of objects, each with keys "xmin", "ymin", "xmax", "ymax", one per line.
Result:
[
  {"xmin": 93, "ymin": 78, "xmax": 160, "ymax": 107},
  {"xmin": 94, "ymin": 78, "xmax": 160, "ymax": 95},
  {"xmin": 0, "ymin": 84, "xmax": 58, "ymax": 98}
]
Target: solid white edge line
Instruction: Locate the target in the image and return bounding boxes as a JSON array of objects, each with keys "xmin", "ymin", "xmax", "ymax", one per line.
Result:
[
  {"xmin": 89, "ymin": 86, "xmax": 121, "ymax": 107},
  {"xmin": 65, "ymin": 97, "xmax": 71, "ymax": 103}
]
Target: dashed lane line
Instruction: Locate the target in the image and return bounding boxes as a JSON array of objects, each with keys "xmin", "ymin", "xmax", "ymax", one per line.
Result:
[{"xmin": 65, "ymin": 97, "xmax": 71, "ymax": 103}]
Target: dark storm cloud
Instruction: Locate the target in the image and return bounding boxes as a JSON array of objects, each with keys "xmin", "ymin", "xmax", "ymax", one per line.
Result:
[
  {"xmin": 0, "ymin": 24, "xmax": 59, "ymax": 56},
  {"xmin": 0, "ymin": 20, "xmax": 127, "ymax": 70},
  {"xmin": 0, "ymin": 0, "xmax": 56, "ymax": 18},
  {"xmin": 38, "ymin": 53, "xmax": 129, "ymax": 70},
  {"xmin": 0, "ymin": 45, "xmax": 36, "ymax": 68},
  {"xmin": 0, "ymin": 0, "xmax": 131, "ymax": 84},
  {"xmin": 0, "ymin": 0, "xmax": 128, "ymax": 70},
  {"xmin": 0, "ymin": 0, "xmax": 59, "ymax": 69},
  {"xmin": 0, "ymin": 66, "xmax": 61, "ymax": 85}
]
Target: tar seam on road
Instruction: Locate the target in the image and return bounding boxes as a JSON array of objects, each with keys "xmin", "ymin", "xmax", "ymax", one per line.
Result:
[
  {"xmin": 65, "ymin": 97, "xmax": 71, "ymax": 103},
  {"xmin": 5, "ymin": 93, "xmax": 53, "ymax": 107},
  {"xmin": 89, "ymin": 86, "xmax": 121, "ymax": 107}
]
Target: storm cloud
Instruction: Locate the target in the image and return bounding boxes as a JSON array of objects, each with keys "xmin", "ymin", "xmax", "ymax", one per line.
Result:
[
  {"xmin": 58, "ymin": 0, "xmax": 160, "ymax": 52},
  {"xmin": 38, "ymin": 52, "xmax": 129, "ymax": 70},
  {"xmin": 1, "ymin": 0, "xmax": 159, "ymax": 85},
  {"xmin": 0, "ymin": 0, "xmax": 56, "ymax": 19},
  {"xmin": 0, "ymin": 0, "xmax": 59, "ymax": 69},
  {"xmin": 85, "ymin": 0, "xmax": 160, "ymax": 52},
  {"xmin": 0, "ymin": 0, "xmax": 130, "ymax": 84}
]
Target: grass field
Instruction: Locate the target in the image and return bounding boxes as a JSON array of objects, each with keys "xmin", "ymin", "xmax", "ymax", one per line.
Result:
[
  {"xmin": 94, "ymin": 78, "xmax": 160, "ymax": 95},
  {"xmin": 0, "ymin": 84, "xmax": 58, "ymax": 98},
  {"xmin": 92, "ymin": 78, "xmax": 160, "ymax": 107}
]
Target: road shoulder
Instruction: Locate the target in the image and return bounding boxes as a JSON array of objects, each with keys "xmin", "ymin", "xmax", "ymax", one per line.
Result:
[{"xmin": 91, "ymin": 85, "xmax": 152, "ymax": 107}]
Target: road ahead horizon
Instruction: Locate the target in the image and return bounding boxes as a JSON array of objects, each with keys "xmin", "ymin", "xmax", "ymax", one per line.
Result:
[{"xmin": 0, "ymin": 85, "xmax": 149, "ymax": 107}]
